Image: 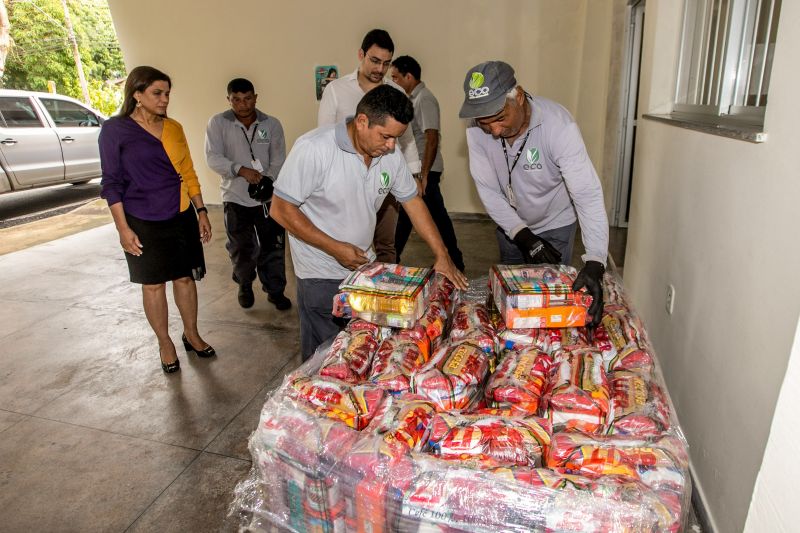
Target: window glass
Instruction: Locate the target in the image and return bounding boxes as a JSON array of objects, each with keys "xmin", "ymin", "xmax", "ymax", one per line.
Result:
[
  {"xmin": 0, "ymin": 97, "xmax": 44, "ymax": 128},
  {"xmin": 40, "ymin": 99, "xmax": 100, "ymax": 127}
]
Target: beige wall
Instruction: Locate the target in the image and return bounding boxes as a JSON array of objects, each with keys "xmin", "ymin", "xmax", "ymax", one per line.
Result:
[
  {"xmin": 627, "ymin": 1, "xmax": 800, "ymax": 531},
  {"xmin": 108, "ymin": 0, "xmax": 615, "ymax": 213}
]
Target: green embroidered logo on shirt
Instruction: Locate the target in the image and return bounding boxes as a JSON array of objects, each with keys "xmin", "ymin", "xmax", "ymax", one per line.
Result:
[
  {"xmin": 527, "ymin": 148, "xmax": 540, "ymax": 165},
  {"xmin": 381, "ymin": 171, "xmax": 391, "ymax": 188},
  {"xmin": 257, "ymin": 128, "xmax": 268, "ymax": 139}
]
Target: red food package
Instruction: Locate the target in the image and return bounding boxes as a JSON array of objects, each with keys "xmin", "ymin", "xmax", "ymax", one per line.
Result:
[
  {"xmin": 426, "ymin": 411, "xmax": 551, "ymax": 468},
  {"xmin": 547, "ymin": 327, "xmax": 589, "ymax": 355},
  {"xmin": 369, "ymin": 336, "xmax": 428, "ymax": 395},
  {"xmin": 416, "ymin": 300, "xmax": 448, "ymax": 348},
  {"xmin": 288, "ymin": 375, "xmax": 387, "ymax": 430},
  {"xmin": 609, "ymin": 371, "xmax": 671, "ymax": 436},
  {"xmin": 547, "ymin": 431, "xmax": 689, "ymax": 492},
  {"xmin": 602, "ymin": 304, "xmax": 647, "ymax": 352},
  {"xmin": 319, "ymin": 327, "xmax": 380, "ymax": 384},
  {"xmin": 450, "ymin": 301, "xmax": 495, "ymax": 340},
  {"xmin": 366, "ymin": 394, "xmax": 438, "ymax": 453},
  {"xmin": 546, "ymin": 346, "xmax": 610, "ymax": 433},
  {"xmin": 609, "ymin": 346, "xmax": 655, "ymax": 376},
  {"xmin": 410, "ymin": 340, "xmax": 490, "ymax": 411},
  {"xmin": 485, "ymin": 346, "xmax": 553, "ymax": 414}
]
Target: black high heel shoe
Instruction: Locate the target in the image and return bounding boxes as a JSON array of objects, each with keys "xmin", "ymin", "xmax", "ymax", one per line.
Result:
[
  {"xmin": 160, "ymin": 350, "xmax": 180, "ymax": 374},
  {"xmin": 182, "ymin": 334, "xmax": 216, "ymax": 358}
]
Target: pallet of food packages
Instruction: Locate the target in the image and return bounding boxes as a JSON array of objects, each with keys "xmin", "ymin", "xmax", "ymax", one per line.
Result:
[{"xmin": 232, "ymin": 264, "xmax": 691, "ymax": 533}]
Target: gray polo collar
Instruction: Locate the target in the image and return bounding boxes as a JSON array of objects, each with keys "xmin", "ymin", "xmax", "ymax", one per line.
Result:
[
  {"xmin": 527, "ymin": 94, "xmax": 543, "ymax": 131},
  {"xmin": 221, "ymin": 108, "xmax": 270, "ymax": 124},
  {"xmin": 410, "ymin": 81, "xmax": 426, "ymax": 98},
  {"xmin": 335, "ymin": 117, "xmax": 357, "ymax": 154}
]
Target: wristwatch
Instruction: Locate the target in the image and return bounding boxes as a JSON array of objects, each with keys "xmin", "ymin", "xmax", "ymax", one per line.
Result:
[
  {"xmin": 412, "ymin": 173, "xmax": 423, "ymax": 181},
  {"xmin": 196, "ymin": 206, "xmax": 208, "ymax": 214}
]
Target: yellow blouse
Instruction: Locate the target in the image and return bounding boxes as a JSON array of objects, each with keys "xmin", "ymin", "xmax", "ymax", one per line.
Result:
[{"xmin": 161, "ymin": 118, "xmax": 202, "ymax": 212}]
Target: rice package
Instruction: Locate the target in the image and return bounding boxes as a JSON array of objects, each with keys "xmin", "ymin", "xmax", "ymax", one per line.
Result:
[
  {"xmin": 491, "ymin": 264, "xmax": 592, "ymax": 328},
  {"xmin": 449, "ymin": 301, "xmax": 498, "ymax": 355},
  {"xmin": 426, "ymin": 411, "xmax": 552, "ymax": 468},
  {"xmin": 335, "ymin": 262, "xmax": 434, "ymax": 328},
  {"xmin": 546, "ymin": 346, "xmax": 610, "ymax": 433},
  {"xmin": 410, "ymin": 340, "xmax": 490, "ymax": 411},
  {"xmin": 485, "ymin": 346, "xmax": 553, "ymax": 413},
  {"xmin": 288, "ymin": 375, "xmax": 387, "ymax": 430}
]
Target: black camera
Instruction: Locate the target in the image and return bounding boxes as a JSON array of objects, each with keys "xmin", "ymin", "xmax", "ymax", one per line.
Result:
[{"xmin": 248, "ymin": 176, "xmax": 274, "ymax": 203}]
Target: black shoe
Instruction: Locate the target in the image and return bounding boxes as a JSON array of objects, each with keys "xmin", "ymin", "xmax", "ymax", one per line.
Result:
[
  {"xmin": 267, "ymin": 293, "xmax": 292, "ymax": 311},
  {"xmin": 182, "ymin": 334, "xmax": 216, "ymax": 358},
  {"xmin": 160, "ymin": 350, "xmax": 180, "ymax": 373},
  {"xmin": 238, "ymin": 283, "xmax": 254, "ymax": 308}
]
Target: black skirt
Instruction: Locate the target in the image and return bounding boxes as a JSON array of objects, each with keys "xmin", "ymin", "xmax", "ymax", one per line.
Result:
[{"xmin": 124, "ymin": 208, "xmax": 206, "ymax": 284}]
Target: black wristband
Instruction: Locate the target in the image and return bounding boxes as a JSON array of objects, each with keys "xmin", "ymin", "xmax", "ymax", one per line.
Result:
[{"xmin": 196, "ymin": 206, "xmax": 208, "ymax": 214}]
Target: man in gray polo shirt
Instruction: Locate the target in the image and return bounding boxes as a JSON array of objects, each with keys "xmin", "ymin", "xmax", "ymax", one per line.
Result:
[
  {"xmin": 205, "ymin": 78, "xmax": 290, "ymax": 311},
  {"xmin": 272, "ymin": 85, "xmax": 467, "ymax": 360},
  {"xmin": 460, "ymin": 61, "xmax": 609, "ymax": 326}
]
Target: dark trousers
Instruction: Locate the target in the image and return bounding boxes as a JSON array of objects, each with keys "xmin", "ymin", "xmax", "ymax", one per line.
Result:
[
  {"xmin": 495, "ymin": 222, "xmax": 577, "ymax": 266},
  {"xmin": 223, "ymin": 202, "xmax": 286, "ymax": 296},
  {"xmin": 296, "ymin": 277, "xmax": 345, "ymax": 361},
  {"xmin": 396, "ymin": 172, "xmax": 465, "ymax": 271},
  {"xmin": 374, "ymin": 194, "xmax": 399, "ymax": 263}
]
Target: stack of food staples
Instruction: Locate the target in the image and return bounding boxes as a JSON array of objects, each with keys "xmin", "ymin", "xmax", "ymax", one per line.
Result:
[{"xmin": 234, "ymin": 265, "xmax": 690, "ymax": 533}]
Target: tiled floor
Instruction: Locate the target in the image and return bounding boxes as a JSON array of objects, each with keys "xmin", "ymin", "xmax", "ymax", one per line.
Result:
[{"xmin": 2, "ymin": 207, "xmax": 700, "ymax": 533}]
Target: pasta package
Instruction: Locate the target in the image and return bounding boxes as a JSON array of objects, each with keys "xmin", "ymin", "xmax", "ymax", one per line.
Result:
[
  {"xmin": 491, "ymin": 264, "xmax": 591, "ymax": 328},
  {"xmin": 288, "ymin": 375, "xmax": 387, "ymax": 430},
  {"xmin": 335, "ymin": 263, "xmax": 434, "ymax": 328},
  {"xmin": 485, "ymin": 346, "xmax": 553, "ymax": 414},
  {"xmin": 426, "ymin": 411, "xmax": 552, "ymax": 468},
  {"xmin": 411, "ymin": 340, "xmax": 490, "ymax": 411},
  {"xmin": 546, "ymin": 347, "xmax": 610, "ymax": 433}
]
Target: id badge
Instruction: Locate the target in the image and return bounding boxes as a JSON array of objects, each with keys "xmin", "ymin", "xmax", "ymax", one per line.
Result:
[
  {"xmin": 251, "ymin": 159, "xmax": 265, "ymax": 173},
  {"xmin": 506, "ymin": 183, "xmax": 518, "ymax": 210}
]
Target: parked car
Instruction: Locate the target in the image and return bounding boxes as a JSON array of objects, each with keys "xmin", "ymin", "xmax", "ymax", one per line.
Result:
[{"xmin": 0, "ymin": 89, "xmax": 106, "ymax": 195}]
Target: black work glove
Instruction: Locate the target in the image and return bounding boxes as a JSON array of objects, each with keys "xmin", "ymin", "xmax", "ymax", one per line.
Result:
[
  {"xmin": 512, "ymin": 228, "xmax": 562, "ymax": 264},
  {"xmin": 573, "ymin": 260, "xmax": 605, "ymax": 328}
]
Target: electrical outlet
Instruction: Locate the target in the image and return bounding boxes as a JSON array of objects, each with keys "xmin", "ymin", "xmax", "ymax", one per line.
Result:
[{"xmin": 666, "ymin": 284, "xmax": 675, "ymax": 314}]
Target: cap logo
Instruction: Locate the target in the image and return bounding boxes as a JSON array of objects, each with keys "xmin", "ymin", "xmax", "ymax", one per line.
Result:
[
  {"xmin": 468, "ymin": 71, "xmax": 490, "ymax": 100},
  {"xmin": 469, "ymin": 72, "xmax": 485, "ymax": 89}
]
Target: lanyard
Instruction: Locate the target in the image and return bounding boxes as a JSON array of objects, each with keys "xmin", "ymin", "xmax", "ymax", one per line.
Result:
[
  {"xmin": 501, "ymin": 129, "xmax": 531, "ymax": 190},
  {"xmin": 240, "ymin": 122, "xmax": 259, "ymax": 160}
]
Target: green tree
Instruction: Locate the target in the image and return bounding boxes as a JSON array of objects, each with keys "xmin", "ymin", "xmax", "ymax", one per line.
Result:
[{"xmin": 2, "ymin": 0, "xmax": 124, "ymax": 112}]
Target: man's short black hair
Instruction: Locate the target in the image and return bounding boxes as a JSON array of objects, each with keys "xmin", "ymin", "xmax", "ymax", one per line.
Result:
[
  {"xmin": 360, "ymin": 29, "xmax": 394, "ymax": 54},
  {"xmin": 227, "ymin": 78, "xmax": 255, "ymax": 95},
  {"xmin": 356, "ymin": 85, "xmax": 413, "ymax": 126},
  {"xmin": 391, "ymin": 55, "xmax": 421, "ymax": 81}
]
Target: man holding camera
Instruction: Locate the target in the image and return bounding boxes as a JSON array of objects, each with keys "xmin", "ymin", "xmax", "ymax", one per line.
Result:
[{"xmin": 205, "ymin": 78, "xmax": 291, "ymax": 310}]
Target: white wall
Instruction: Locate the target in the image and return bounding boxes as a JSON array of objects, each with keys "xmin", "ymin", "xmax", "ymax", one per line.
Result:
[
  {"xmin": 627, "ymin": 1, "xmax": 800, "ymax": 531},
  {"xmin": 744, "ymin": 315, "xmax": 800, "ymax": 532},
  {"xmin": 107, "ymin": 0, "xmax": 614, "ymax": 213}
]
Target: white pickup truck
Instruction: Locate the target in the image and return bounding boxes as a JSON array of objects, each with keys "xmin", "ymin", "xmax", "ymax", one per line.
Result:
[{"xmin": 0, "ymin": 89, "xmax": 106, "ymax": 194}]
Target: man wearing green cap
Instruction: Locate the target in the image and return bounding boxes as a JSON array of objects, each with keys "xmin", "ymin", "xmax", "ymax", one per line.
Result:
[{"xmin": 459, "ymin": 60, "xmax": 609, "ymax": 326}]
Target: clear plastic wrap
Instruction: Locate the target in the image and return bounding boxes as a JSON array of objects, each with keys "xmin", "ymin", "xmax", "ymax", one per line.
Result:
[{"xmin": 231, "ymin": 268, "xmax": 691, "ymax": 533}]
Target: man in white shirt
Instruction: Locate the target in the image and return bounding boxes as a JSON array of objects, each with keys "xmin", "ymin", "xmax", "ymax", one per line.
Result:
[
  {"xmin": 273, "ymin": 86, "xmax": 467, "ymax": 360},
  {"xmin": 318, "ymin": 29, "xmax": 421, "ymax": 264}
]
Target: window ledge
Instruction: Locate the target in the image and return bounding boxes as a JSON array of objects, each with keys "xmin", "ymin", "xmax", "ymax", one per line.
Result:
[{"xmin": 643, "ymin": 114, "xmax": 767, "ymax": 143}]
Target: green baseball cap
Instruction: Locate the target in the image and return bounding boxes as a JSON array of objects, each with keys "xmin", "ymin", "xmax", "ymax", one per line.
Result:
[{"xmin": 459, "ymin": 61, "xmax": 517, "ymax": 119}]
